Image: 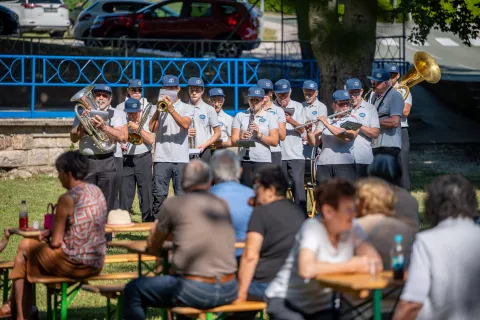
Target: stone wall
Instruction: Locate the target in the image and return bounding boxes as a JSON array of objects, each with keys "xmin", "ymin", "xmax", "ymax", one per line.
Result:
[{"xmin": 0, "ymin": 119, "xmax": 77, "ymax": 179}]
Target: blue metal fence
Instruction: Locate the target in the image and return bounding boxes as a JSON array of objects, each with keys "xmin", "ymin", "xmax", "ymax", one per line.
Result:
[{"xmin": 0, "ymin": 55, "xmax": 408, "ymax": 118}]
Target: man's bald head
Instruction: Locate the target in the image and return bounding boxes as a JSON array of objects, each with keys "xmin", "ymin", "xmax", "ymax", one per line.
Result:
[{"xmin": 181, "ymin": 160, "xmax": 213, "ymax": 191}]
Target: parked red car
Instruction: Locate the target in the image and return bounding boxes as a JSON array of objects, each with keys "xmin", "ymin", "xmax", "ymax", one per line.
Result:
[{"xmin": 89, "ymin": 0, "xmax": 262, "ymax": 57}]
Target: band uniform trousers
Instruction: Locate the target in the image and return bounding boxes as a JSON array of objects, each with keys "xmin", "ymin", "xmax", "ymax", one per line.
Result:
[
  {"xmin": 240, "ymin": 162, "xmax": 269, "ymax": 188},
  {"xmin": 152, "ymin": 162, "xmax": 187, "ymax": 218},
  {"xmin": 282, "ymin": 160, "xmax": 307, "ymax": 213},
  {"xmin": 271, "ymin": 152, "xmax": 282, "ymax": 166},
  {"xmin": 121, "ymin": 152, "xmax": 154, "ymax": 222},
  {"xmin": 355, "ymin": 164, "xmax": 369, "ymax": 179},
  {"xmin": 399, "ymin": 128, "xmax": 411, "ymax": 190},
  {"xmin": 316, "ymin": 164, "xmax": 357, "ymax": 185},
  {"xmin": 85, "ymin": 153, "xmax": 117, "ymax": 213},
  {"xmin": 114, "ymin": 157, "xmax": 123, "ymax": 210}
]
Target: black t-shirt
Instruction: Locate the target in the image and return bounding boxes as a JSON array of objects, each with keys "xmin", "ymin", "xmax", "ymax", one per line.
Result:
[{"xmin": 248, "ymin": 198, "xmax": 306, "ymax": 283}]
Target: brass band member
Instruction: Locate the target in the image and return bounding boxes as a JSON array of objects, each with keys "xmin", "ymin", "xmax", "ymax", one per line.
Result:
[
  {"xmin": 302, "ymin": 80, "xmax": 328, "ymax": 124},
  {"xmin": 387, "ymin": 63, "xmax": 412, "ymax": 190},
  {"xmin": 70, "ymin": 84, "xmax": 127, "ymax": 213},
  {"xmin": 208, "ymin": 88, "xmax": 233, "ymax": 150},
  {"xmin": 367, "ymin": 69, "xmax": 404, "ymax": 168},
  {"xmin": 149, "ymin": 75, "xmax": 194, "ymax": 217},
  {"xmin": 232, "ymin": 87, "xmax": 279, "ymax": 188},
  {"xmin": 186, "ymin": 77, "xmax": 221, "ymax": 162},
  {"xmin": 345, "ymin": 78, "xmax": 380, "ymax": 178},
  {"xmin": 274, "ymin": 79, "xmax": 307, "ymax": 212},
  {"xmin": 307, "ymin": 90, "xmax": 359, "ymax": 184},
  {"xmin": 257, "ymin": 79, "xmax": 286, "ymax": 166},
  {"xmin": 121, "ymin": 98, "xmax": 155, "ymax": 222},
  {"xmin": 114, "ymin": 79, "xmax": 150, "ymax": 209}
]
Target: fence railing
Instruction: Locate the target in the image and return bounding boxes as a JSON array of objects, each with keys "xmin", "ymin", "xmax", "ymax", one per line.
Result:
[
  {"xmin": 0, "ymin": 36, "xmax": 406, "ymax": 61},
  {"xmin": 0, "ymin": 55, "xmax": 320, "ymax": 118}
]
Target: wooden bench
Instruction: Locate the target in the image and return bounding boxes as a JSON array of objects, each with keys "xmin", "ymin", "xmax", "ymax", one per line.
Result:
[
  {"xmin": 0, "ymin": 261, "xmax": 14, "ymax": 303},
  {"xmin": 172, "ymin": 301, "xmax": 266, "ymax": 320}
]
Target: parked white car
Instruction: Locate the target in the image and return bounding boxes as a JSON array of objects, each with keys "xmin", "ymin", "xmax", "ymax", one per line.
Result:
[
  {"xmin": 0, "ymin": 0, "xmax": 69, "ymax": 37},
  {"xmin": 72, "ymin": 0, "xmax": 150, "ymax": 39}
]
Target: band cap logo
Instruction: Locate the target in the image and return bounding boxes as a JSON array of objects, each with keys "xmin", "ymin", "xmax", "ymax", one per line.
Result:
[
  {"xmin": 196, "ymin": 80, "xmax": 201, "ymax": 84},
  {"xmin": 199, "ymin": 114, "xmax": 206, "ymax": 119},
  {"xmin": 168, "ymin": 78, "xmax": 174, "ymax": 83},
  {"xmin": 255, "ymin": 90, "xmax": 260, "ymax": 94},
  {"xmin": 354, "ymin": 81, "xmax": 360, "ymax": 86},
  {"xmin": 344, "ymin": 92, "xmax": 349, "ymax": 97},
  {"xmin": 309, "ymin": 84, "xmax": 315, "ymax": 88},
  {"xmin": 376, "ymin": 73, "xmax": 382, "ymax": 78},
  {"xmin": 282, "ymin": 84, "xmax": 287, "ymax": 89}
]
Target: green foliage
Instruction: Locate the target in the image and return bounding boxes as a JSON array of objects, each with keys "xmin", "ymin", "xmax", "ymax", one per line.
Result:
[{"xmin": 247, "ymin": 0, "xmax": 295, "ymax": 14}]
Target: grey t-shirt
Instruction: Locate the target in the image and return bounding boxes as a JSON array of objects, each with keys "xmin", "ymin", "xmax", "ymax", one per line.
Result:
[
  {"xmin": 400, "ymin": 218, "xmax": 480, "ymax": 320},
  {"xmin": 371, "ymin": 87, "xmax": 404, "ymax": 148},
  {"xmin": 264, "ymin": 104, "xmax": 286, "ymax": 153},
  {"xmin": 73, "ymin": 106, "xmax": 126, "ymax": 156},
  {"xmin": 190, "ymin": 100, "xmax": 219, "ymax": 147},
  {"xmin": 265, "ymin": 218, "xmax": 364, "ymax": 314},
  {"xmin": 316, "ymin": 116, "xmax": 357, "ymax": 165},
  {"xmin": 232, "ymin": 109, "xmax": 278, "ymax": 162},
  {"xmin": 217, "ymin": 109, "xmax": 233, "ymax": 143},
  {"xmin": 115, "ymin": 98, "xmax": 155, "ymax": 157},
  {"xmin": 156, "ymin": 191, "xmax": 237, "ymax": 277},
  {"xmin": 274, "ymin": 99, "xmax": 306, "ymax": 160},
  {"xmin": 350, "ymin": 100, "xmax": 380, "ymax": 164},
  {"xmin": 153, "ymin": 100, "xmax": 194, "ymax": 163}
]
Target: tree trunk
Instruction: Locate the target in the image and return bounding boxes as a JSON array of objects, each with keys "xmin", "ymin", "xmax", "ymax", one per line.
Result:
[
  {"xmin": 309, "ymin": 0, "xmax": 378, "ymax": 108},
  {"xmin": 294, "ymin": 1, "xmax": 315, "ymax": 60}
]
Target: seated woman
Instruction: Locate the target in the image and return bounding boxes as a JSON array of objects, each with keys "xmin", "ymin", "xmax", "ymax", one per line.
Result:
[
  {"xmin": 0, "ymin": 151, "xmax": 108, "ymax": 320},
  {"xmin": 356, "ymin": 178, "xmax": 416, "ymax": 270},
  {"xmin": 265, "ymin": 179, "xmax": 382, "ymax": 320},
  {"xmin": 228, "ymin": 165, "xmax": 305, "ymax": 320}
]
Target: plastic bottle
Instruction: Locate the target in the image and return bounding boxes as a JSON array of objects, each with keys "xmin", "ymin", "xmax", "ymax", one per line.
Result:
[
  {"xmin": 391, "ymin": 234, "xmax": 405, "ymax": 280},
  {"xmin": 19, "ymin": 200, "xmax": 29, "ymax": 230}
]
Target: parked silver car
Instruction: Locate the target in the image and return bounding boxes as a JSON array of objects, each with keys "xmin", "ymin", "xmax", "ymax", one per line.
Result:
[
  {"xmin": 72, "ymin": 0, "xmax": 150, "ymax": 39},
  {"xmin": 1, "ymin": 0, "xmax": 69, "ymax": 37}
]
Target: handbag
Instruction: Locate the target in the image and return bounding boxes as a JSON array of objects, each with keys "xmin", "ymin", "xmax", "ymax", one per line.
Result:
[{"xmin": 44, "ymin": 203, "xmax": 56, "ymax": 230}]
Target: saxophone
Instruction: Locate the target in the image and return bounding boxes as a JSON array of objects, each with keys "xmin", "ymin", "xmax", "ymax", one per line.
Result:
[{"xmin": 127, "ymin": 103, "xmax": 153, "ymax": 145}]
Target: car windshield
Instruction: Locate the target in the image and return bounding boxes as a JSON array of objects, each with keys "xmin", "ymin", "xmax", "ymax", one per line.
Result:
[
  {"xmin": 138, "ymin": 2, "xmax": 180, "ymax": 17},
  {"xmin": 28, "ymin": 0, "xmax": 62, "ymax": 3}
]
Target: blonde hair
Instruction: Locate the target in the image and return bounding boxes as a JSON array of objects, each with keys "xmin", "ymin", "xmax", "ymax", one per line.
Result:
[{"xmin": 356, "ymin": 178, "xmax": 396, "ymax": 217}]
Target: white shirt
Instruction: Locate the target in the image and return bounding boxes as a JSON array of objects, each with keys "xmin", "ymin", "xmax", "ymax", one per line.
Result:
[
  {"xmin": 400, "ymin": 217, "xmax": 480, "ymax": 320},
  {"xmin": 316, "ymin": 115, "xmax": 357, "ymax": 165},
  {"xmin": 274, "ymin": 99, "xmax": 306, "ymax": 160},
  {"xmin": 401, "ymin": 91, "xmax": 412, "ymax": 128},
  {"xmin": 350, "ymin": 100, "xmax": 380, "ymax": 164},
  {"xmin": 266, "ymin": 218, "xmax": 365, "ymax": 313},
  {"xmin": 153, "ymin": 100, "xmax": 195, "ymax": 163},
  {"xmin": 264, "ymin": 104, "xmax": 286, "ymax": 153},
  {"xmin": 217, "ymin": 109, "xmax": 233, "ymax": 143},
  {"xmin": 190, "ymin": 99, "xmax": 219, "ymax": 147},
  {"xmin": 232, "ymin": 109, "xmax": 278, "ymax": 162},
  {"xmin": 73, "ymin": 106, "xmax": 126, "ymax": 156}
]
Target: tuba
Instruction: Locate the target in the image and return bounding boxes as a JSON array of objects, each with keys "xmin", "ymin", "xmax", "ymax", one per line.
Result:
[
  {"xmin": 72, "ymin": 85, "xmax": 116, "ymax": 153},
  {"xmin": 396, "ymin": 51, "xmax": 441, "ymax": 100},
  {"xmin": 128, "ymin": 103, "xmax": 153, "ymax": 145}
]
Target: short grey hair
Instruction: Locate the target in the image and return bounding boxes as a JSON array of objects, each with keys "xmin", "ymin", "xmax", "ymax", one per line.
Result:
[
  {"xmin": 211, "ymin": 149, "xmax": 242, "ymax": 182},
  {"xmin": 181, "ymin": 160, "xmax": 213, "ymax": 191}
]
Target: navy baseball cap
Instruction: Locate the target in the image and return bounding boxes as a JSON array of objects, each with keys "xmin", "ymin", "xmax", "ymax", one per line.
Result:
[
  {"xmin": 209, "ymin": 88, "xmax": 225, "ymax": 97},
  {"xmin": 162, "ymin": 75, "xmax": 179, "ymax": 86},
  {"xmin": 303, "ymin": 80, "xmax": 318, "ymax": 90},
  {"xmin": 128, "ymin": 79, "xmax": 142, "ymax": 88},
  {"xmin": 124, "ymin": 98, "xmax": 141, "ymax": 113},
  {"xmin": 385, "ymin": 63, "xmax": 400, "ymax": 74},
  {"xmin": 257, "ymin": 79, "xmax": 274, "ymax": 91},
  {"xmin": 93, "ymin": 84, "xmax": 112, "ymax": 96},
  {"xmin": 188, "ymin": 77, "xmax": 204, "ymax": 87},
  {"xmin": 345, "ymin": 78, "xmax": 363, "ymax": 90},
  {"xmin": 274, "ymin": 79, "xmax": 291, "ymax": 93},
  {"xmin": 247, "ymin": 87, "xmax": 265, "ymax": 98},
  {"xmin": 367, "ymin": 69, "xmax": 390, "ymax": 82},
  {"xmin": 333, "ymin": 90, "xmax": 351, "ymax": 102}
]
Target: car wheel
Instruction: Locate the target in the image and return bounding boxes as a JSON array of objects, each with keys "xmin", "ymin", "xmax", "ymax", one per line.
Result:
[
  {"xmin": 215, "ymin": 40, "xmax": 241, "ymax": 58},
  {"xmin": 49, "ymin": 31, "xmax": 65, "ymax": 38}
]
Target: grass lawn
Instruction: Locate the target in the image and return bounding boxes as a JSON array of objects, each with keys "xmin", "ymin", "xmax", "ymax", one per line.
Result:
[
  {"xmin": 1, "ymin": 145, "xmax": 480, "ymax": 318},
  {"xmin": 262, "ymin": 28, "xmax": 277, "ymax": 41}
]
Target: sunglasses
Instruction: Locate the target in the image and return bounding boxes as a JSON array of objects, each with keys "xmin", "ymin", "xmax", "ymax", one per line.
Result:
[{"xmin": 95, "ymin": 92, "xmax": 110, "ymax": 98}]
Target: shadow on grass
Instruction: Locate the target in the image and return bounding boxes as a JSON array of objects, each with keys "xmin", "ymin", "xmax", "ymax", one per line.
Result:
[{"xmin": 39, "ymin": 306, "xmax": 166, "ymax": 320}]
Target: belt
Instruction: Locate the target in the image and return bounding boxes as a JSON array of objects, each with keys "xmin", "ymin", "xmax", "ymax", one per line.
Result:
[
  {"xmin": 123, "ymin": 151, "xmax": 151, "ymax": 158},
  {"xmin": 87, "ymin": 153, "xmax": 114, "ymax": 160},
  {"xmin": 183, "ymin": 273, "xmax": 236, "ymax": 284}
]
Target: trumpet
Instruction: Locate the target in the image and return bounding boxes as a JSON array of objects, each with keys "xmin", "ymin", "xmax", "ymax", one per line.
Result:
[
  {"xmin": 295, "ymin": 106, "xmax": 353, "ymax": 130},
  {"xmin": 156, "ymin": 99, "xmax": 169, "ymax": 112},
  {"xmin": 127, "ymin": 103, "xmax": 153, "ymax": 145},
  {"xmin": 72, "ymin": 85, "xmax": 116, "ymax": 153}
]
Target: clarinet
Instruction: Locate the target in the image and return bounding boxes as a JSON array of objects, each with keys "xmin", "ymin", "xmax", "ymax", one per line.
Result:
[
  {"xmin": 243, "ymin": 111, "xmax": 255, "ymax": 161},
  {"xmin": 189, "ymin": 117, "xmax": 199, "ymax": 159}
]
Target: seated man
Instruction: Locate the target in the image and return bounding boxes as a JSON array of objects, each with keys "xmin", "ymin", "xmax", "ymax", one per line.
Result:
[
  {"xmin": 123, "ymin": 160, "xmax": 238, "ymax": 319},
  {"xmin": 210, "ymin": 149, "xmax": 255, "ymax": 262}
]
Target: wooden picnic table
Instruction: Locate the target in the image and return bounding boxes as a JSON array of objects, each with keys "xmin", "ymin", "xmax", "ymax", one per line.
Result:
[
  {"xmin": 7, "ymin": 222, "xmax": 155, "ymax": 238},
  {"xmin": 317, "ymin": 271, "xmax": 406, "ymax": 320}
]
